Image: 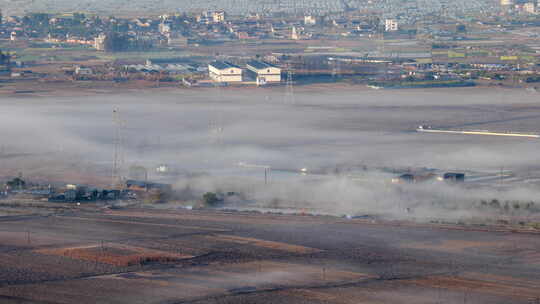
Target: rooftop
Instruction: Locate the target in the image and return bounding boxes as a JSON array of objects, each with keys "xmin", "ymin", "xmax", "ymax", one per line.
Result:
[
  {"xmin": 209, "ymin": 61, "xmax": 240, "ymax": 70},
  {"xmin": 246, "ymin": 60, "xmax": 278, "ymax": 70}
]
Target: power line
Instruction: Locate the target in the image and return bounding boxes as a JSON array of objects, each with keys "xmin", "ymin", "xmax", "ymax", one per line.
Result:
[{"xmin": 284, "ymin": 62, "xmax": 295, "ymax": 104}]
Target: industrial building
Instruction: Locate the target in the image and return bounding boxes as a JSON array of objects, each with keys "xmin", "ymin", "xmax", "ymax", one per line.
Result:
[
  {"xmin": 75, "ymin": 66, "xmax": 93, "ymax": 75},
  {"xmin": 442, "ymin": 172, "xmax": 465, "ymax": 183},
  {"xmin": 125, "ymin": 180, "xmax": 172, "ymax": 194},
  {"xmin": 246, "ymin": 60, "xmax": 281, "ymax": 85},
  {"xmin": 208, "ymin": 61, "xmax": 243, "ymax": 82},
  {"xmin": 392, "ymin": 172, "xmax": 436, "ymax": 184}
]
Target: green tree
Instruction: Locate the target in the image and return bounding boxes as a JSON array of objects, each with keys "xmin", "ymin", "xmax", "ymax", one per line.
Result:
[
  {"xmin": 6, "ymin": 177, "xmax": 25, "ymax": 190},
  {"xmin": 0, "ymin": 50, "xmax": 9, "ymax": 65},
  {"xmin": 203, "ymin": 192, "xmax": 221, "ymax": 206},
  {"xmin": 104, "ymin": 32, "xmax": 130, "ymax": 52}
]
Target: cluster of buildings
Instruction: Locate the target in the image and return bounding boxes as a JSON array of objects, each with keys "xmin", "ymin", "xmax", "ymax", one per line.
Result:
[
  {"xmin": 0, "ymin": 8, "xmax": 408, "ymax": 51},
  {"xmin": 500, "ymin": 0, "xmax": 538, "ymax": 14},
  {"xmin": 2, "ymin": 175, "xmax": 172, "ymax": 203},
  {"xmin": 3, "ymin": 1, "xmax": 540, "ymax": 54},
  {"xmin": 1, "ymin": 3, "xmax": 540, "ymax": 88},
  {"xmin": 208, "ymin": 60, "xmax": 281, "ymax": 84}
]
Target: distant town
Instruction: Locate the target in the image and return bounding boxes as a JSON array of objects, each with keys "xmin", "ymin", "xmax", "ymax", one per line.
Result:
[{"xmin": 1, "ymin": 0, "xmax": 540, "ymax": 93}]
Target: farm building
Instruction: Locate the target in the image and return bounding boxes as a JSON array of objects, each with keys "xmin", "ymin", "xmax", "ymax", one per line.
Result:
[
  {"xmin": 208, "ymin": 61, "xmax": 243, "ymax": 83},
  {"xmin": 246, "ymin": 60, "xmax": 281, "ymax": 84}
]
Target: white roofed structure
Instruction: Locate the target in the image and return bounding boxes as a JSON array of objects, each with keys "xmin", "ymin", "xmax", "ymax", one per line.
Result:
[
  {"xmin": 208, "ymin": 61, "xmax": 243, "ymax": 82},
  {"xmin": 246, "ymin": 60, "xmax": 281, "ymax": 84}
]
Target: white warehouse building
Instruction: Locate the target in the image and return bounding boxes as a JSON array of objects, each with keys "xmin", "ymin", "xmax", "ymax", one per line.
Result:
[
  {"xmin": 208, "ymin": 61, "xmax": 243, "ymax": 83},
  {"xmin": 246, "ymin": 60, "xmax": 281, "ymax": 84}
]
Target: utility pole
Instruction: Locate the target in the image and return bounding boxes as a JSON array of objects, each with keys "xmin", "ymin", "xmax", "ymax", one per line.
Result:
[
  {"xmin": 500, "ymin": 166, "xmax": 504, "ymax": 189},
  {"xmin": 238, "ymin": 162, "xmax": 271, "ymax": 186},
  {"xmin": 331, "ymin": 58, "xmax": 342, "ymax": 79}
]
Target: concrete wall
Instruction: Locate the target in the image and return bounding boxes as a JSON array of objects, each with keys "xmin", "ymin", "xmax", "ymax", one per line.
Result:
[
  {"xmin": 257, "ymin": 74, "xmax": 281, "ymax": 82},
  {"xmin": 209, "ymin": 64, "xmax": 243, "ymax": 82},
  {"xmin": 247, "ymin": 65, "xmax": 281, "ymax": 82},
  {"xmin": 211, "ymin": 73, "xmax": 243, "ymax": 82}
]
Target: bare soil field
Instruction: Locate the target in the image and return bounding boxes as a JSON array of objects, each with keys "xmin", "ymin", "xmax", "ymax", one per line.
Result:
[
  {"xmin": 0, "ymin": 206, "xmax": 539, "ymax": 303},
  {"xmin": 37, "ymin": 244, "xmax": 193, "ymax": 267}
]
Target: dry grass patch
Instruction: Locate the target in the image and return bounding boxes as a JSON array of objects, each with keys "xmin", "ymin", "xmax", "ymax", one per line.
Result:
[{"xmin": 37, "ymin": 244, "xmax": 192, "ymax": 266}]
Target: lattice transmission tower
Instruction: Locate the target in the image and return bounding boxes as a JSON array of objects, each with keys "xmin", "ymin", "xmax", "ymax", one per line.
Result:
[{"xmin": 284, "ymin": 62, "xmax": 295, "ymax": 104}]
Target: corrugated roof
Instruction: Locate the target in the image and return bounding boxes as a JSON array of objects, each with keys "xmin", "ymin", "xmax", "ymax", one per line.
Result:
[
  {"xmin": 246, "ymin": 60, "xmax": 277, "ymax": 70},
  {"xmin": 209, "ymin": 61, "xmax": 240, "ymax": 70}
]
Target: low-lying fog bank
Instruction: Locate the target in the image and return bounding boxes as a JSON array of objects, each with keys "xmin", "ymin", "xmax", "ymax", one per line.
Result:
[
  {"xmin": 3, "ymin": 88, "xmax": 540, "ymax": 222},
  {"xmin": 171, "ymin": 172, "xmax": 540, "ymax": 223}
]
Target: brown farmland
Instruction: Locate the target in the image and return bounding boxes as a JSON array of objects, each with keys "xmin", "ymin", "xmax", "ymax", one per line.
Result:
[{"xmin": 0, "ymin": 206, "xmax": 539, "ymax": 303}]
